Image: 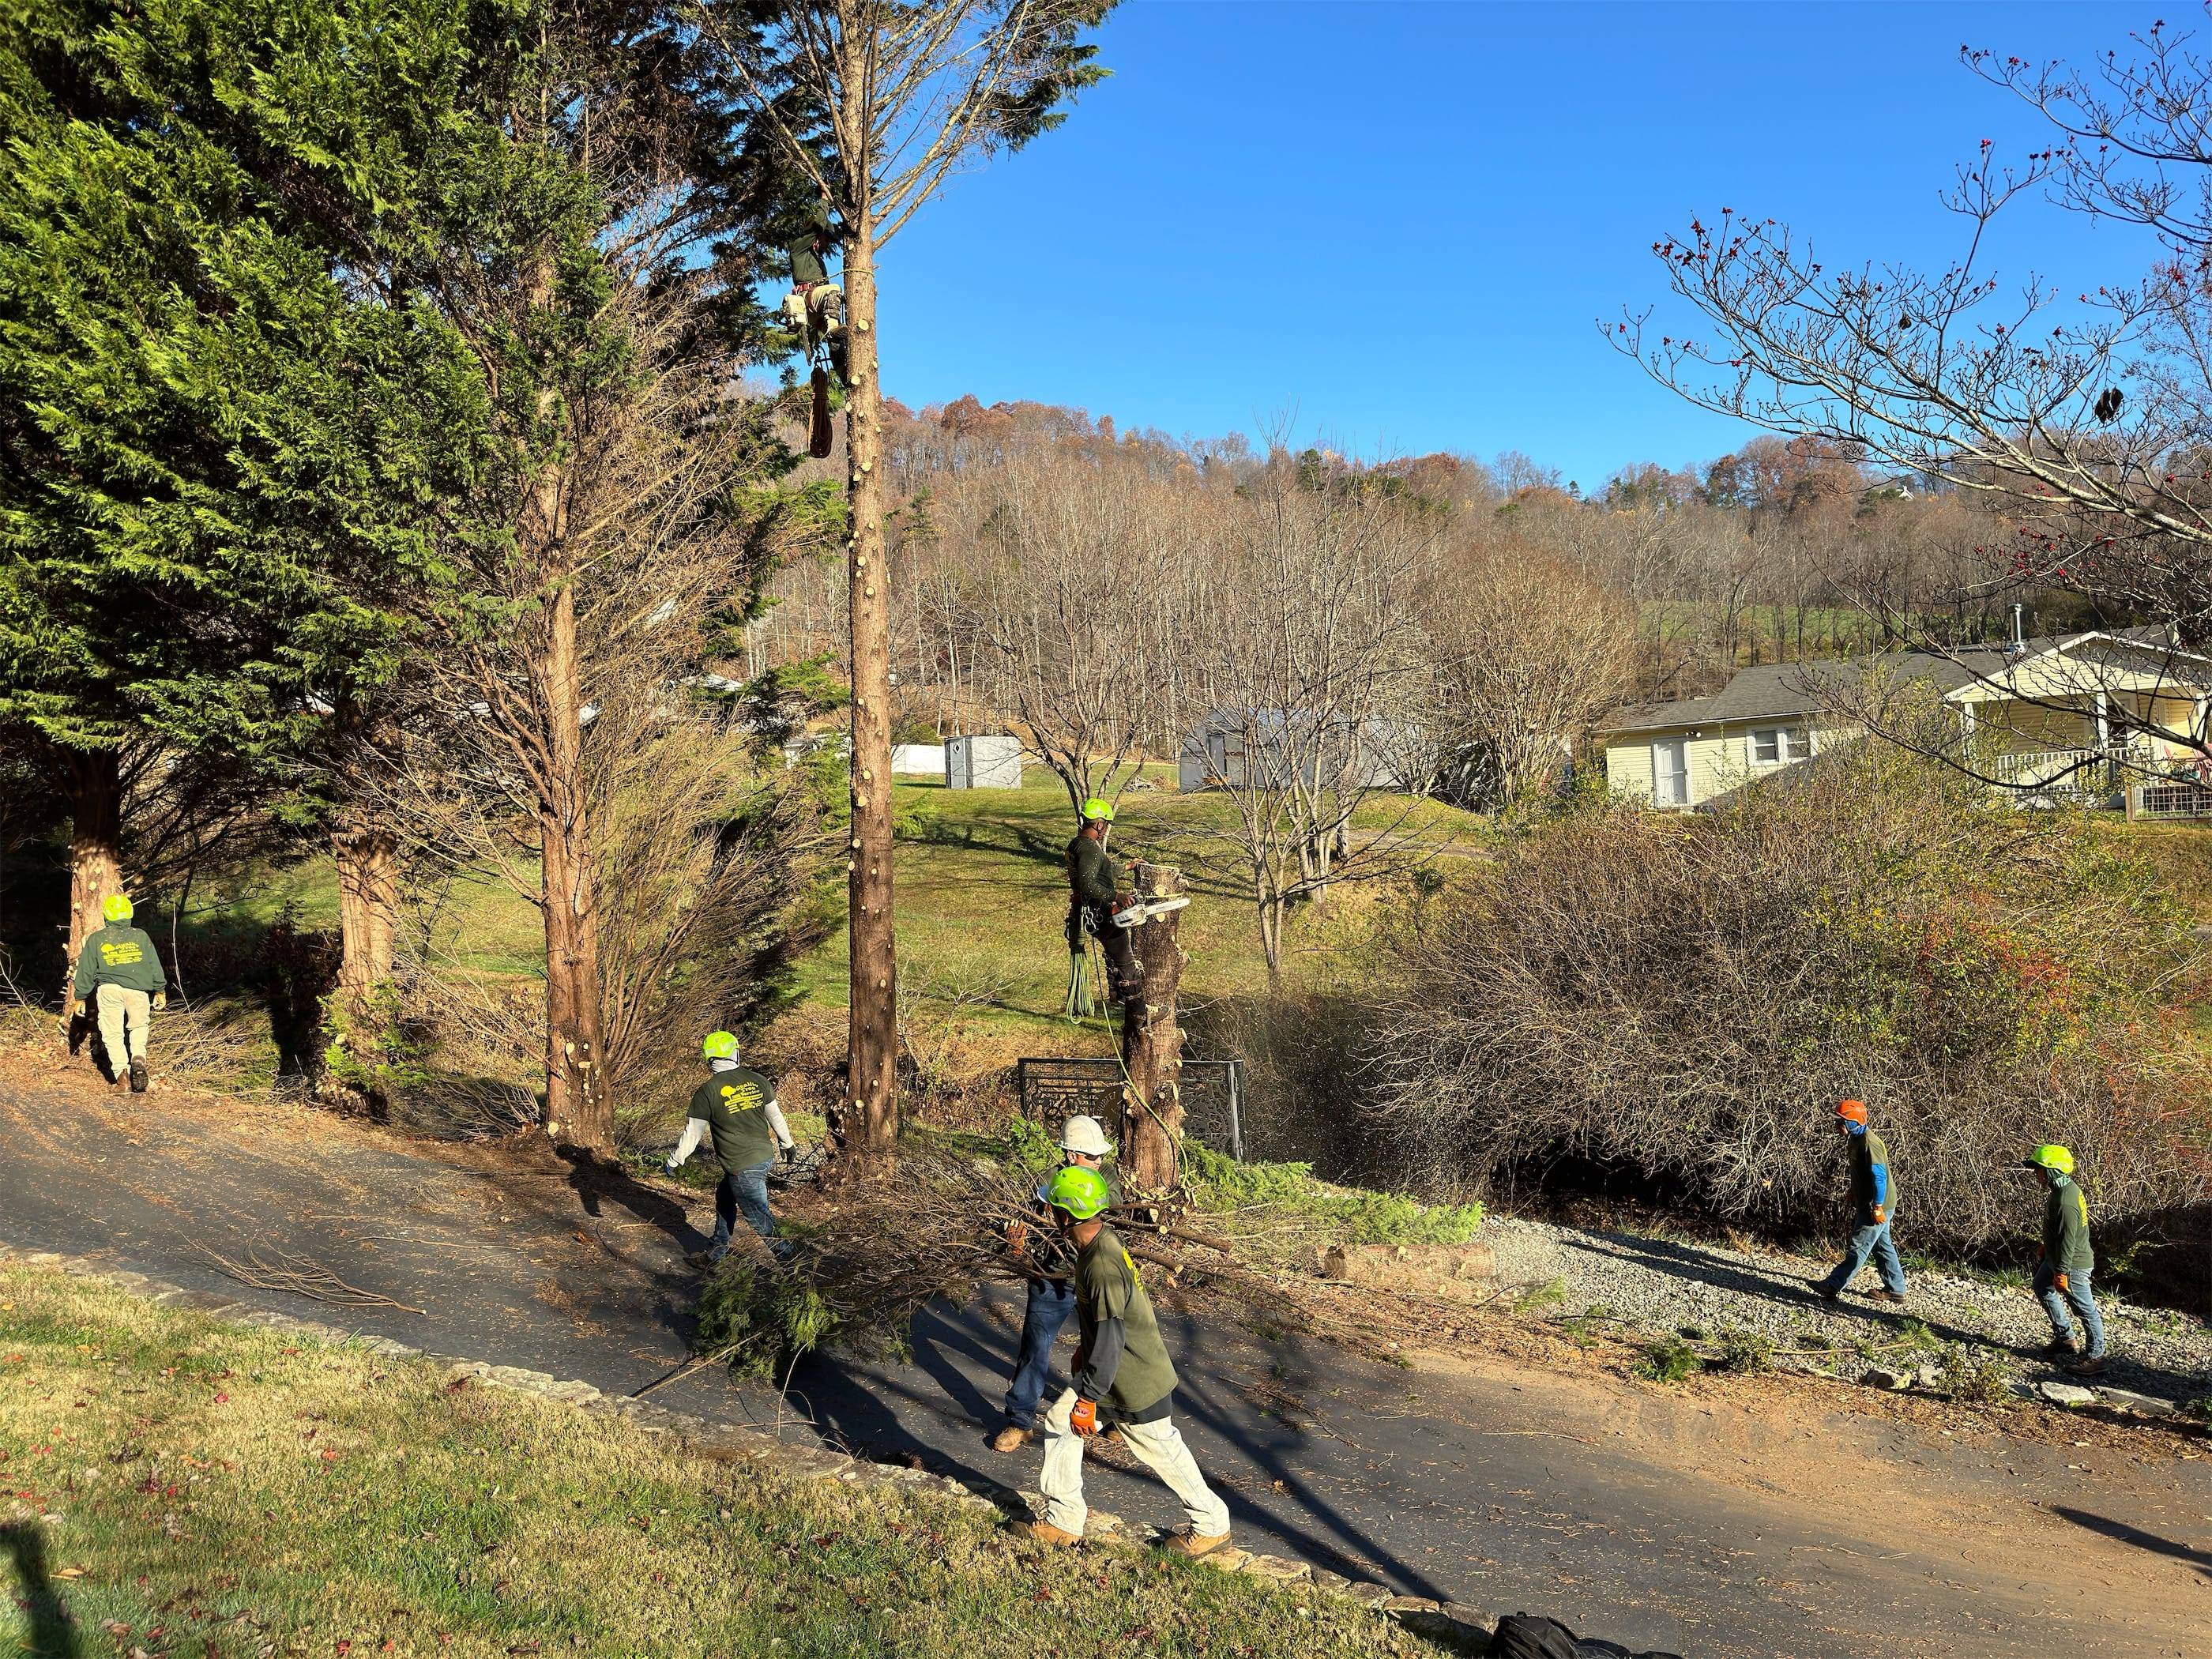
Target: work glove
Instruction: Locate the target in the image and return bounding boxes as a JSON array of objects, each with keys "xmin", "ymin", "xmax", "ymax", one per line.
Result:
[
  {"xmin": 1069, "ymin": 1398, "xmax": 1100, "ymax": 1439},
  {"xmin": 661, "ymin": 1159, "xmax": 680, "ymax": 1178},
  {"xmin": 1006, "ymin": 1221, "xmax": 1029, "ymax": 1258},
  {"xmin": 1871, "ymin": 1205, "xmax": 1886, "ymax": 1224},
  {"xmin": 2056, "ymin": 1272, "xmax": 2071, "ymax": 1294},
  {"xmin": 152, "ymin": 991, "xmax": 167, "ymax": 1010},
  {"xmin": 780, "ymin": 1143, "xmax": 797, "ymax": 1164},
  {"xmin": 77, "ymin": 998, "xmax": 90, "ymax": 1017}
]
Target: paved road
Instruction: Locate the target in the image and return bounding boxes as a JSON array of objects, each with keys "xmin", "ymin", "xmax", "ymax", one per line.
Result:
[{"xmin": 3, "ymin": 1067, "xmax": 2207, "ymax": 1659}]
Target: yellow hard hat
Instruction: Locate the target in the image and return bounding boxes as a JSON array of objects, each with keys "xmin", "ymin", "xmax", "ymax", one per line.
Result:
[
  {"xmin": 103, "ymin": 893, "xmax": 134, "ymax": 924},
  {"xmin": 2022, "ymin": 1143, "xmax": 2076, "ymax": 1176}
]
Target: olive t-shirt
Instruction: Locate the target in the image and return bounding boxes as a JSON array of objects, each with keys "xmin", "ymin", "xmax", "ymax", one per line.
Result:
[
  {"xmin": 1074, "ymin": 1223, "xmax": 1176, "ymax": 1415},
  {"xmin": 690, "ymin": 1066, "xmax": 778, "ymax": 1170}
]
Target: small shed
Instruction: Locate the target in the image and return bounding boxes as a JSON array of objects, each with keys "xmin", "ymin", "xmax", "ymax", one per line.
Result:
[{"xmin": 946, "ymin": 733, "xmax": 1022, "ymax": 789}]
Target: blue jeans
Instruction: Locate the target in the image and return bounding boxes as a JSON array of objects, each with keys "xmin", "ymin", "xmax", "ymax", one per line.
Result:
[
  {"xmin": 1820, "ymin": 1217, "xmax": 1906, "ymax": 1296},
  {"xmin": 2035, "ymin": 1262, "xmax": 2106, "ymax": 1359},
  {"xmin": 709, "ymin": 1158, "xmax": 777, "ymax": 1256},
  {"xmin": 1003, "ymin": 1277, "xmax": 1078, "ymax": 1429}
]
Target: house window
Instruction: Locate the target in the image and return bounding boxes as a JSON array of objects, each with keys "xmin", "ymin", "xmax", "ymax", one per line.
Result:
[
  {"xmin": 1749, "ymin": 727, "xmax": 1804, "ymax": 766},
  {"xmin": 1653, "ymin": 738, "xmax": 1689, "ymax": 807}
]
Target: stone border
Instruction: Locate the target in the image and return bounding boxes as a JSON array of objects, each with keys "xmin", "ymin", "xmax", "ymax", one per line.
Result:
[{"xmin": 0, "ymin": 1241, "xmax": 1492, "ymax": 1653}]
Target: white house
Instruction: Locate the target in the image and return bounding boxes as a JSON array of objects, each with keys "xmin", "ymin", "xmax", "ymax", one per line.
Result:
[{"xmin": 1602, "ymin": 627, "xmax": 2212, "ymax": 811}]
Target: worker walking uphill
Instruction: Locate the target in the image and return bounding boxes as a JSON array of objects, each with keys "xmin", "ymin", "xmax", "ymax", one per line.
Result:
[
  {"xmin": 1020, "ymin": 1164, "xmax": 1233, "ymax": 1556},
  {"xmin": 664, "ymin": 1032, "xmax": 796, "ymax": 1265},
  {"xmin": 991, "ymin": 1115, "xmax": 1122, "ymax": 1454},
  {"xmin": 71, "ymin": 893, "xmax": 167, "ymax": 1093},
  {"xmin": 1814, "ymin": 1099, "xmax": 1907, "ymax": 1304},
  {"xmin": 2024, "ymin": 1143, "xmax": 2108, "ymax": 1375},
  {"xmin": 1065, "ymin": 799, "xmax": 1139, "ymax": 1016}
]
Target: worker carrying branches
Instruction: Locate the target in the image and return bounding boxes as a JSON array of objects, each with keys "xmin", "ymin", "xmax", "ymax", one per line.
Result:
[
  {"xmin": 1018, "ymin": 1164, "xmax": 1233, "ymax": 1557},
  {"xmin": 70, "ymin": 893, "xmax": 166, "ymax": 1093},
  {"xmin": 991, "ymin": 1115, "xmax": 1122, "ymax": 1454}
]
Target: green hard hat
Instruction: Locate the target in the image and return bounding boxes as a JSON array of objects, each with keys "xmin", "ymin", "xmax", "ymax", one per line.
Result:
[
  {"xmin": 1080, "ymin": 797, "xmax": 1115, "ymax": 822},
  {"xmin": 702, "ymin": 1030, "xmax": 739, "ymax": 1062},
  {"xmin": 1044, "ymin": 1164, "xmax": 1112, "ymax": 1221},
  {"xmin": 102, "ymin": 893, "xmax": 134, "ymax": 924},
  {"xmin": 2022, "ymin": 1142, "xmax": 2075, "ymax": 1176}
]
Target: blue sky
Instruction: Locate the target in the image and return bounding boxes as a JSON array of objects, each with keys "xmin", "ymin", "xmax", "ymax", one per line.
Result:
[{"xmin": 867, "ymin": 0, "xmax": 2157, "ymax": 489}]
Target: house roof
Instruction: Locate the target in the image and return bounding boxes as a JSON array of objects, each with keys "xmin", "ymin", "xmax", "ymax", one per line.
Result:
[{"xmin": 1604, "ymin": 625, "xmax": 2203, "ymax": 737}]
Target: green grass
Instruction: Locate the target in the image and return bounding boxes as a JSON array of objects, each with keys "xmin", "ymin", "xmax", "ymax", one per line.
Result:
[{"xmin": 0, "ymin": 1261, "xmax": 1421, "ymax": 1659}]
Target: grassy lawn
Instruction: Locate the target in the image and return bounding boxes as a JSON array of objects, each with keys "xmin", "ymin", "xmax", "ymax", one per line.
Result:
[{"xmin": 0, "ymin": 1262, "xmax": 1420, "ymax": 1659}]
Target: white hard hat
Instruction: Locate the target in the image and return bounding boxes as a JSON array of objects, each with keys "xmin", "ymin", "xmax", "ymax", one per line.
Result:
[{"xmin": 1059, "ymin": 1115, "xmax": 1113, "ymax": 1158}]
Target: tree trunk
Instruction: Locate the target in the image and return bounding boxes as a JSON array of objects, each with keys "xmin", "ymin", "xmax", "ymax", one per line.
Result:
[
  {"xmin": 333, "ymin": 806, "xmax": 398, "ymax": 1018},
  {"xmin": 64, "ymin": 749, "xmax": 123, "ymax": 986},
  {"xmin": 1120, "ymin": 863, "xmax": 1186, "ymax": 1191},
  {"xmin": 537, "ymin": 580, "xmax": 615, "ymax": 1155},
  {"xmin": 832, "ymin": 211, "xmax": 900, "ymax": 1161}
]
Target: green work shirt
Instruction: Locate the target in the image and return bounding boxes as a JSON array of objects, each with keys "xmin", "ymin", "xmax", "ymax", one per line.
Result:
[
  {"xmin": 789, "ymin": 205, "xmax": 833, "ymax": 288},
  {"xmin": 1066, "ymin": 833, "xmax": 1117, "ymax": 913},
  {"xmin": 690, "ymin": 1066, "xmax": 779, "ymax": 1171},
  {"xmin": 1074, "ymin": 1223, "xmax": 1177, "ymax": 1416},
  {"xmin": 73, "ymin": 924, "xmax": 165, "ymax": 997},
  {"xmin": 1846, "ymin": 1130, "xmax": 1898, "ymax": 1216},
  {"xmin": 2041, "ymin": 1176, "xmax": 2094, "ymax": 1273}
]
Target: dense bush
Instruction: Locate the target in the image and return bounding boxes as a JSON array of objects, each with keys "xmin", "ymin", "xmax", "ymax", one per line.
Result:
[{"xmin": 1367, "ymin": 739, "xmax": 2211, "ymax": 1255}]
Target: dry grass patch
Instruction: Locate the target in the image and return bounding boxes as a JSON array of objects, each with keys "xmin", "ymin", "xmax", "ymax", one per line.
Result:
[{"xmin": 0, "ymin": 1262, "xmax": 1421, "ymax": 1659}]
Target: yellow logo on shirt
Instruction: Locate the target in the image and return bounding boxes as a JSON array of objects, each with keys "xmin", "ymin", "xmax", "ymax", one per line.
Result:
[
  {"xmin": 1121, "ymin": 1247, "xmax": 1142, "ymax": 1288},
  {"xmin": 100, "ymin": 940, "xmax": 144, "ymax": 966},
  {"xmin": 719, "ymin": 1081, "xmax": 765, "ymax": 1114}
]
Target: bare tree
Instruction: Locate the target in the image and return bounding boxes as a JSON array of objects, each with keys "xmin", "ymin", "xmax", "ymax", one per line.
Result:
[
  {"xmin": 1170, "ymin": 458, "xmax": 1436, "ymax": 988},
  {"xmin": 957, "ymin": 448, "xmax": 1181, "ymax": 814},
  {"xmin": 1614, "ymin": 15, "xmax": 2212, "ymax": 681},
  {"xmin": 1401, "ymin": 536, "xmax": 1634, "ymax": 807},
  {"xmin": 704, "ymin": 0, "xmax": 1116, "ymax": 1160}
]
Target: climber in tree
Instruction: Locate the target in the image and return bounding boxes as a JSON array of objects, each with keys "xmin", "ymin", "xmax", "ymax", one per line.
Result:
[{"xmin": 1065, "ymin": 797, "xmax": 1139, "ymax": 1017}]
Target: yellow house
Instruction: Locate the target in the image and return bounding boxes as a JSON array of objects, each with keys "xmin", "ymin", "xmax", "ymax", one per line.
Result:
[{"xmin": 1602, "ymin": 627, "xmax": 2212, "ymax": 811}]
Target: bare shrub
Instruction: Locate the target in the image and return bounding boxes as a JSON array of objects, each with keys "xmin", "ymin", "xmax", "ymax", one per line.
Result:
[{"xmin": 1367, "ymin": 739, "xmax": 2211, "ymax": 1255}]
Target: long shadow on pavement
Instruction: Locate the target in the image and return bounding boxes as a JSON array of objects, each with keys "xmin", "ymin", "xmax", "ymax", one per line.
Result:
[{"xmin": 2051, "ymin": 1507, "xmax": 2212, "ymax": 1578}]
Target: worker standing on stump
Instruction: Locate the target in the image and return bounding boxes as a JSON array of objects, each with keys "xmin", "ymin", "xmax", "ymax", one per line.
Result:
[
  {"xmin": 1065, "ymin": 798, "xmax": 1138, "ymax": 1017},
  {"xmin": 664, "ymin": 1032, "xmax": 796, "ymax": 1265},
  {"xmin": 992, "ymin": 1115, "xmax": 1122, "ymax": 1454},
  {"xmin": 2024, "ymin": 1143, "xmax": 2108, "ymax": 1376},
  {"xmin": 1814, "ymin": 1098, "xmax": 1907, "ymax": 1305},
  {"xmin": 1020, "ymin": 1164, "xmax": 1233, "ymax": 1557},
  {"xmin": 71, "ymin": 893, "xmax": 166, "ymax": 1093}
]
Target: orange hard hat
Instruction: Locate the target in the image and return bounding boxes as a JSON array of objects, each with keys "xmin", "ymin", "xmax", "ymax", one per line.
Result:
[{"xmin": 1835, "ymin": 1099, "xmax": 1868, "ymax": 1126}]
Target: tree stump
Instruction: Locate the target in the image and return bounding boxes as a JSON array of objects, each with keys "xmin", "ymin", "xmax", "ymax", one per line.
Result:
[{"xmin": 1119, "ymin": 862, "xmax": 1186, "ymax": 1192}]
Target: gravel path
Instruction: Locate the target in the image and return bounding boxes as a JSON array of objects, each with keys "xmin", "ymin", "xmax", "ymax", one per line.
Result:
[{"xmin": 1482, "ymin": 1212, "xmax": 2212, "ymax": 1411}]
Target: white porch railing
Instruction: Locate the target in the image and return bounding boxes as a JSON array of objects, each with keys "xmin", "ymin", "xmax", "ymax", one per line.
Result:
[{"xmin": 1988, "ymin": 747, "xmax": 2115, "ymax": 795}]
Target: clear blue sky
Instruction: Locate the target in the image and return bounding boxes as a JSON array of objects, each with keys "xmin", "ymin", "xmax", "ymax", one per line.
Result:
[{"xmin": 870, "ymin": 0, "xmax": 2154, "ymax": 489}]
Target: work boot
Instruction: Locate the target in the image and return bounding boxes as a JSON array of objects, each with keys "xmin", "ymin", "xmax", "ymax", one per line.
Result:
[
  {"xmin": 1864, "ymin": 1289, "xmax": 1906, "ymax": 1306},
  {"xmin": 990, "ymin": 1424, "xmax": 1030, "ymax": 1454},
  {"xmin": 129, "ymin": 1059, "xmax": 149, "ymax": 1094},
  {"xmin": 1015, "ymin": 1519, "xmax": 1082, "ymax": 1548},
  {"xmin": 1161, "ymin": 1528, "xmax": 1233, "ymax": 1559},
  {"xmin": 2041, "ymin": 1337, "xmax": 2079, "ymax": 1359},
  {"xmin": 2063, "ymin": 1354, "xmax": 2108, "ymax": 1377}
]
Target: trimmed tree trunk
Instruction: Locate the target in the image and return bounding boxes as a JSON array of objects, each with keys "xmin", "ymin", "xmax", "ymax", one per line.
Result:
[
  {"xmin": 831, "ymin": 206, "xmax": 900, "ymax": 1161},
  {"xmin": 1119, "ymin": 862, "xmax": 1187, "ymax": 1192},
  {"xmin": 333, "ymin": 807, "xmax": 398, "ymax": 1018},
  {"xmin": 64, "ymin": 748, "xmax": 123, "ymax": 984},
  {"xmin": 537, "ymin": 579, "xmax": 615, "ymax": 1156}
]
